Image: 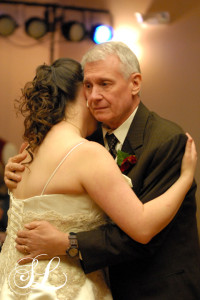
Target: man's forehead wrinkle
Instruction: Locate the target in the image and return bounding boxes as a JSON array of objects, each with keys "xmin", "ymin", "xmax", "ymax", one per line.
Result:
[{"xmin": 84, "ymin": 74, "xmax": 109, "ymax": 83}]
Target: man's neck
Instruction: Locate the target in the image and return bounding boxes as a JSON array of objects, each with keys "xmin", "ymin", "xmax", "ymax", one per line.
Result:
[{"xmin": 102, "ymin": 106, "xmax": 139, "ymax": 150}]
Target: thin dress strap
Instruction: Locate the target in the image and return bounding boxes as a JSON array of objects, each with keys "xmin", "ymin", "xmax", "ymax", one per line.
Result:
[{"xmin": 41, "ymin": 141, "xmax": 85, "ymax": 195}]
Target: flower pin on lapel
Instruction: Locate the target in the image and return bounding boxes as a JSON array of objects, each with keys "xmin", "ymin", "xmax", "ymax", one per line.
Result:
[{"xmin": 117, "ymin": 150, "xmax": 137, "ymax": 174}]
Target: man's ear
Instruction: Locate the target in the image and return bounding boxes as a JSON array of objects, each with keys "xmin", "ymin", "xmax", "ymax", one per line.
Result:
[{"xmin": 130, "ymin": 73, "xmax": 142, "ymax": 95}]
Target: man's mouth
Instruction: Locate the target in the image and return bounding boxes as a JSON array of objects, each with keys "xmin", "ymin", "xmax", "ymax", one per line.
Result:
[{"xmin": 93, "ymin": 107, "xmax": 108, "ymax": 111}]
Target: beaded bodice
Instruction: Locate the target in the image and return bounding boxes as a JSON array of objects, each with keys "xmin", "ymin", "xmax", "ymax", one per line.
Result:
[{"xmin": 0, "ymin": 193, "xmax": 110, "ymax": 299}]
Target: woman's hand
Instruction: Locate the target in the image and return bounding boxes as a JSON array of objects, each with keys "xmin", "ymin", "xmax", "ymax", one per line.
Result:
[
  {"xmin": 180, "ymin": 133, "xmax": 197, "ymax": 182},
  {"xmin": 15, "ymin": 221, "xmax": 69, "ymax": 265}
]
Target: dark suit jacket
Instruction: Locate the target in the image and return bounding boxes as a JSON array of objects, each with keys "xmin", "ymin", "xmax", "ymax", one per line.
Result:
[{"xmin": 77, "ymin": 102, "xmax": 200, "ymax": 300}]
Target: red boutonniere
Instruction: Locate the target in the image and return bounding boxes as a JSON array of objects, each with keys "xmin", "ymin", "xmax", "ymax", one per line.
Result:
[{"xmin": 117, "ymin": 150, "xmax": 137, "ymax": 174}]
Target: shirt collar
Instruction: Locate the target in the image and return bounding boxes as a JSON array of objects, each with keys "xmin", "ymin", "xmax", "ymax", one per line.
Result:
[{"xmin": 102, "ymin": 107, "xmax": 138, "ymax": 148}]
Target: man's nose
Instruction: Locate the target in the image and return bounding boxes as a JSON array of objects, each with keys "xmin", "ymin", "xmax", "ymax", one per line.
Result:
[{"xmin": 89, "ymin": 86, "xmax": 103, "ymax": 102}]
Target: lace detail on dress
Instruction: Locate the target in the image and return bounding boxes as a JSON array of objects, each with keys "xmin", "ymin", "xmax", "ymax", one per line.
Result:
[
  {"xmin": 7, "ymin": 255, "xmax": 86, "ymax": 300},
  {"xmin": 0, "ymin": 201, "xmax": 110, "ymax": 299},
  {"xmin": 22, "ymin": 209, "xmax": 108, "ymax": 233}
]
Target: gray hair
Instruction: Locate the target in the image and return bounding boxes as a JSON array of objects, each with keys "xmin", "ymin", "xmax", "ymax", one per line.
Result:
[{"xmin": 81, "ymin": 41, "xmax": 141, "ymax": 79}]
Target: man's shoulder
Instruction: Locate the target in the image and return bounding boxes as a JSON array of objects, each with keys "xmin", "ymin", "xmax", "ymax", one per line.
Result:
[
  {"xmin": 139, "ymin": 102, "xmax": 184, "ymax": 136},
  {"xmin": 150, "ymin": 111, "xmax": 183, "ymax": 134},
  {"xmin": 126, "ymin": 102, "xmax": 186, "ymax": 153}
]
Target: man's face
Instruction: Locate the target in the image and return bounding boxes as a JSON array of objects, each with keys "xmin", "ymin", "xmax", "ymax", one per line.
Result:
[{"xmin": 83, "ymin": 55, "xmax": 140, "ymax": 129}]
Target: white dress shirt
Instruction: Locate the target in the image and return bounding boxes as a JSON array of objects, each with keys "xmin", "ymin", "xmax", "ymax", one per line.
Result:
[{"xmin": 102, "ymin": 107, "xmax": 138, "ymax": 158}]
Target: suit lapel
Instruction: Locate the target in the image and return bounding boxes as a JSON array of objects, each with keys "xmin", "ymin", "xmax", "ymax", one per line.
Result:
[
  {"xmin": 122, "ymin": 102, "xmax": 150, "ymax": 158},
  {"xmin": 121, "ymin": 102, "xmax": 150, "ymax": 178}
]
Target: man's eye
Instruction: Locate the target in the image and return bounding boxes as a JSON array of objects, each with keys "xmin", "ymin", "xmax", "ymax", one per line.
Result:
[{"xmin": 84, "ymin": 83, "xmax": 91, "ymax": 89}]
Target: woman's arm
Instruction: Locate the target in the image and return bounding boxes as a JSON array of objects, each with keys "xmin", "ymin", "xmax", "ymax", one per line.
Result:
[{"xmin": 80, "ymin": 134, "xmax": 197, "ymax": 244}]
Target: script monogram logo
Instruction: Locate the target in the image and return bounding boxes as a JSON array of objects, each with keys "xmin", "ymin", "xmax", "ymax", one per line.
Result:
[{"xmin": 8, "ymin": 254, "xmax": 67, "ymax": 295}]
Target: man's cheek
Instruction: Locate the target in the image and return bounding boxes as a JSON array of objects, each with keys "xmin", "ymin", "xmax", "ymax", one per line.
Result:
[{"xmin": 89, "ymin": 106, "xmax": 95, "ymax": 115}]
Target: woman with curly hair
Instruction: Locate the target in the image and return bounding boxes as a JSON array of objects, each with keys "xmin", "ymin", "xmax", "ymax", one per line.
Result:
[{"xmin": 0, "ymin": 57, "xmax": 197, "ymax": 299}]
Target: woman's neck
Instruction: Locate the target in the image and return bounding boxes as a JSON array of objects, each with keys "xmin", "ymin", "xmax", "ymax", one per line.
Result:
[
  {"xmin": 66, "ymin": 120, "xmax": 83, "ymax": 136},
  {"xmin": 61, "ymin": 118, "xmax": 88, "ymax": 138}
]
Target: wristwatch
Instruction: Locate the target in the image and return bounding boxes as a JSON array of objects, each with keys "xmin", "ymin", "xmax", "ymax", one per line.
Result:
[{"xmin": 66, "ymin": 232, "xmax": 79, "ymax": 258}]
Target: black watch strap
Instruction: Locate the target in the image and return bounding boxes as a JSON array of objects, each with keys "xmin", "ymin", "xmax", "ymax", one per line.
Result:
[{"xmin": 66, "ymin": 232, "xmax": 79, "ymax": 258}]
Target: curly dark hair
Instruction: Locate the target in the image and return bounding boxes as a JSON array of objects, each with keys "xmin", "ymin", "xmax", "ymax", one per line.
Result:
[{"xmin": 15, "ymin": 58, "xmax": 83, "ymax": 154}]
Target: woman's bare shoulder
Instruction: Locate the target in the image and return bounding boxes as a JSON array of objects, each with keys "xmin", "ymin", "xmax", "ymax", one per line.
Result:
[
  {"xmin": 81, "ymin": 140, "xmax": 111, "ymax": 158},
  {"xmin": 77, "ymin": 140, "xmax": 117, "ymax": 174}
]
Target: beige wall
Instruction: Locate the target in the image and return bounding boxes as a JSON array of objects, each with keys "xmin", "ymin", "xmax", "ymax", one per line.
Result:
[{"xmin": 0, "ymin": 0, "xmax": 199, "ymax": 233}]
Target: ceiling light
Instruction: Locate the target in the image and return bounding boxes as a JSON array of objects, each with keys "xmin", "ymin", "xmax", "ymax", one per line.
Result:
[
  {"xmin": 61, "ymin": 21, "xmax": 86, "ymax": 42},
  {"xmin": 91, "ymin": 24, "xmax": 113, "ymax": 44},
  {"xmin": 25, "ymin": 17, "xmax": 49, "ymax": 39},
  {"xmin": 135, "ymin": 12, "xmax": 170, "ymax": 25},
  {"xmin": 0, "ymin": 15, "xmax": 17, "ymax": 36}
]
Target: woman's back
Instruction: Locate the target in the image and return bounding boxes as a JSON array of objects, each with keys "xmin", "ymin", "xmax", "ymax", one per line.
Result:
[
  {"xmin": 0, "ymin": 165, "xmax": 112, "ymax": 299},
  {"xmin": 13, "ymin": 122, "xmax": 88, "ymax": 199}
]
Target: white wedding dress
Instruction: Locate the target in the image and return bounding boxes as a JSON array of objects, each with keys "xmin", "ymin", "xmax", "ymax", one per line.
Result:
[{"xmin": 0, "ymin": 142, "xmax": 113, "ymax": 299}]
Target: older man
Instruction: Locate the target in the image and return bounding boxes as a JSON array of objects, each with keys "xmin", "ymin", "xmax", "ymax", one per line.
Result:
[{"xmin": 5, "ymin": 42, "xmax": 200, "ymax": 300}]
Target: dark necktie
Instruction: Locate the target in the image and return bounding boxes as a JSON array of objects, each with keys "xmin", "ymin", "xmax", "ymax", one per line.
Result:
[{"xmin": 105, "ymin": 133, "xmax": 118, "ymax": 159}]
